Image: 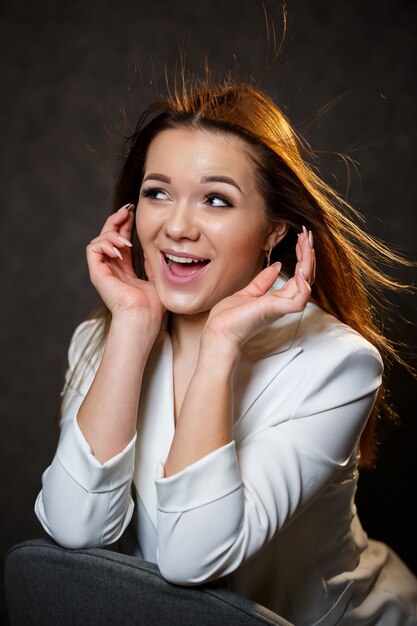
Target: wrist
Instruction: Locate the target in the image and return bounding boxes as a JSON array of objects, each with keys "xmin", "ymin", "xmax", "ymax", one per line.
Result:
[
  {"xmin": 110, "ymin": 310, "xmax": 161, "ymax": 350},
  {"xmin": 198, "ymin": 333, "xmax": 240, "ymax": 375}
]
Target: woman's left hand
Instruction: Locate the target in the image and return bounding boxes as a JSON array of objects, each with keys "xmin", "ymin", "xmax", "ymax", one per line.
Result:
[{"xmin": 202, "ymin": 228, "xmax": 315, "ymax": 353}]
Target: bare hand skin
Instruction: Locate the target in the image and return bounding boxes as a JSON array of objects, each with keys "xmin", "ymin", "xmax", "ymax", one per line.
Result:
[{"xmin": 86, "ymin": 205, "xmax": 165, "ymax": 326}]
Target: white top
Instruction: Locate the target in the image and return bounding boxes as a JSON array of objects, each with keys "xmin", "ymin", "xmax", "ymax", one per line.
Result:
[{"xmin": 35, "ymin": 279, "xmax": 417, "ymax": 625}]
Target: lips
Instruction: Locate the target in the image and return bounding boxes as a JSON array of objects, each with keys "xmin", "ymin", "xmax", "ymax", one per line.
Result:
[{"xmin": 161, "ymin": 251, "xmax": 210, "ymax": 279}]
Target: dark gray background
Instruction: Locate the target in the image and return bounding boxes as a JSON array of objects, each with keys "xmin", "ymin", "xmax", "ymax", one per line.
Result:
[{"xmin": 1, "ymin": 1, "xmax": 416, "ymax": 622}]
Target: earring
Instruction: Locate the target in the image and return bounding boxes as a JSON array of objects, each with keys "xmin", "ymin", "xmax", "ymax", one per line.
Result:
[{"xmin": 265, "ymin": 246, "xmax": 272, "ymax": 268}]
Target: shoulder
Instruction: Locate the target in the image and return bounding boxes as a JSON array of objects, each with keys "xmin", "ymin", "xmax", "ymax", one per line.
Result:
[
  {"xmin": 284, "ymin": 302, "xmax": 384, "ymax": 414},
  {"xmin": 246, "ymin": 296, "xmax": 383, "ymax": 381},
  {"xmin": 295, "ymin": 301, "xmax": 383, "ymax": 373},
  {"xmin": 66, "ymin": 318, "xmax": 106, "ymax": 381},
  {"xmin": 247, "ymin": 300, "xmax": 384, "ymax": 405},
  {"xmin": 264, "ymin": 274, "xmax": 383, "ymax": 374},
  {"xmin": 251, "ymin": 305, "xmax": 384, "ymax": 463}
]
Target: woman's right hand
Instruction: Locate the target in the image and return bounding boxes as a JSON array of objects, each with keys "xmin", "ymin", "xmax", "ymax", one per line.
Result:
[{"xmin": 87, "ymin": 204, "xmax": 165, "ymax": 327}]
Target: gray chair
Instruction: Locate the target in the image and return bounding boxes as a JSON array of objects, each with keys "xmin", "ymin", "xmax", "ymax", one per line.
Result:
[{"xmin": 4, "ymin": 539, "xmax": 293, "ymax": 625}]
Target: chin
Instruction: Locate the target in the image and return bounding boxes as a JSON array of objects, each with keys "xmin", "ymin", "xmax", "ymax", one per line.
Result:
[
  {"xmin": 165, "ymin": 302, "xmax": 210, "ymax": 316},
  {"xmin": 158, "ymin": 292, "xmax": 210, "ymax": 316}
]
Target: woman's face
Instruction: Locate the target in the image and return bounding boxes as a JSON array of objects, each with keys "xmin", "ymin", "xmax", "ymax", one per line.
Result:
[{"xmin": 136, "ymin": 127, "xmax": 286, "ymax": 315}]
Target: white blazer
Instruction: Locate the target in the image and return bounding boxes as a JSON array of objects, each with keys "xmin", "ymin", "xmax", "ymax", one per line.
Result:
[{"xmin": 35, "ymin": 277, "xmax": 417, "ymax": 625}]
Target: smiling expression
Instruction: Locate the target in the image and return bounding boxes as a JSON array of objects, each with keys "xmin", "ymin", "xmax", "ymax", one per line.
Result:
[{"xmin": 136, "ymin": 127, "xmax": 287, "ymax": 315}]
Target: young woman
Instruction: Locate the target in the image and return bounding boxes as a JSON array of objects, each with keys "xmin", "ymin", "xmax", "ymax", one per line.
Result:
[{"xmin": 35, "ymin": 81, "xmax": 417, "ymax": 624}]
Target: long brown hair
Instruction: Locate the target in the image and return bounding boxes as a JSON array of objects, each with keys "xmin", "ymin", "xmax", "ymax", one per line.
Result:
[{"xmin": 62, "ymin": 78, "xmax": 412, "ymax": 465}]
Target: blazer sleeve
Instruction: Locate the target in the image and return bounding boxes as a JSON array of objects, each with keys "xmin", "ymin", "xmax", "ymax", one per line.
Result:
[
  {"xmin": 34, "ymin": 321, "xmax": 137, "ymax": 549},
  {"xmin": 154, "ymin": 338, "xmax": 383, "ymax": 585}
]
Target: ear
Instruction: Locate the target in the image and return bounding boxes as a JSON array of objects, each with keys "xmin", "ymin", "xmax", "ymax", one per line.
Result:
[{"xmin": 263, "ymin": 220, "xmax": 289, "ymax": 253}]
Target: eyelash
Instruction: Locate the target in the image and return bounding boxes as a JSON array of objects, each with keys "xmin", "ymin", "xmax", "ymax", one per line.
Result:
[
  {"xmin": 140, "ymin": 187, "xmax": 167, "ymax": 200},
  {"xmin": 206, "ymin": 194, "xmax": 233, "ymax": 208},
  {"xmin": 140, "ymin": 187, "xmax": 234, "ymax": 208}
]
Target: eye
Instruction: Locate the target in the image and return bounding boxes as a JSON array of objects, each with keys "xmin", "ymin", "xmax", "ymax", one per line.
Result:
[
  {"xmin": 141, "ymin": 187, "xmax": 169, "ymax": 201},
  {"xmin": 206, "ymin": 194, "xmax": 233, "ymax": 208}
]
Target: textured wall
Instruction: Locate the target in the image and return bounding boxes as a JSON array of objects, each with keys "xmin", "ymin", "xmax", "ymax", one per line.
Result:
[{"xmin": 1, "ymin": 1, "xmax": 416, "ymax": 622}]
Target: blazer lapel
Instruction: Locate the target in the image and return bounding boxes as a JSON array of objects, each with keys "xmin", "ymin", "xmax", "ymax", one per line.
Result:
[
  {"xmin": 133, "ymin": 331, "xmax": 174, "ymax": 529},
  {"xmin": 233, "ymin": 346, "xmax": 302, "ymax": 440},
  {"xmin": 234, "ymin": 284, "xmax": 305, "ymax": 434}
]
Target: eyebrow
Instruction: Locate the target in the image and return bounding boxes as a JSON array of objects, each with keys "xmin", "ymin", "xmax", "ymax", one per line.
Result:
[
  {"xmin": 142, "ymin": 173, "xmax": 243, "ymax": 194},
  {"xmin": 142, "ymin": 173, "xmax": 171, "ymax": 184},
  {"xmin": 201, "ymin": 175, "xmax": 243, "ymax": 194}
]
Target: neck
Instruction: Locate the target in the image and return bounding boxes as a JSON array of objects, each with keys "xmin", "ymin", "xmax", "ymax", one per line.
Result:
[{"xmin": 170, "ymin": 310, "xmax": 209, "ymax": 355}]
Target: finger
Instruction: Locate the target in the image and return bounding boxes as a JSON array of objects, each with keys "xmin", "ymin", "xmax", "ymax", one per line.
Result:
[
  {"xmin": 100, "ymin": 204, "xmax": 135, "ymax": 235},
  {"xmin": 278, "ymin": 228, "xmax": 314, "ymax": 299},
  {"xmin": 117, "ymin": 234, "xmax": 133, "ymax": 248},
  {"xmin": 118, "ymin": 208, "xmax": 135, "ymax": 240},
  {"xmin": 241, "ymin": 262, "xmax": 282, "ymax": 297},
  {"xmin": 310, "ymin": 250, "xmax": 316, "ymax": 286},
  {"xmin": 296, "ymin": 267, "xmax": 312, "ymax": 296},
  {"xmin": 87, "ymin": 229, "xmax": 135, "ymax": 268},
  {"xmin": 296, "ymin": 227, "xmax": 314, "ymax": 284},
  {"xmin": 272, "ymin": 291, "xmax": 310, "ymax": 315},
  {"xmin": 270, "ymin": 268, "xmax": 310, "ymax": 312},
  {"xmin": 87, "ymin": 239, "xmax": 124, "ymax": 262},
  {"xmin": 90, "ymin": 230, "xmax": 133, "ymax": 254}
]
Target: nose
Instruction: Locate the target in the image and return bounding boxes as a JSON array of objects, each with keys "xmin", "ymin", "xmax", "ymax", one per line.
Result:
[{"xmin": 163, "ymin": 201, "xmax": 200, "ymax": 241}]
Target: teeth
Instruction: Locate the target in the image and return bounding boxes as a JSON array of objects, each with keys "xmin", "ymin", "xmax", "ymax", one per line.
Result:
[{"xmin": 165, "ymin": 253, "xmax": 204, "ymax": 264}]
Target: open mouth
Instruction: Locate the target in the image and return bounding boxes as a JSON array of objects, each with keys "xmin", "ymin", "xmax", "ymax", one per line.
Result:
[{"xmin": 162, "ymin": 252, "xmax": 210, "ymax": 278}]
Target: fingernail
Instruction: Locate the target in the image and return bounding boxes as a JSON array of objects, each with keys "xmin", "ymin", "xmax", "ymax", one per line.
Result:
[
  {"xmin": 302, "ymin": 225, "xmax": 308, "ymax": 238},
  {"xmin": 308, "ymin": 230, "xmax": 314, "ymax": 248},
  {"xmin": 112, "ymin": 246, "xmax": 123, "ymax": 260},
  {"xmin": 117, "ymin": 235, "xmax": 133, "ymax": 247},
  {"xmin": 117, "ymin": 203, "xmax": 135, "ymax": 212},
  {"xmin": 272, "ymin": 261, "xmax": 282, "ymax": 271}
]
